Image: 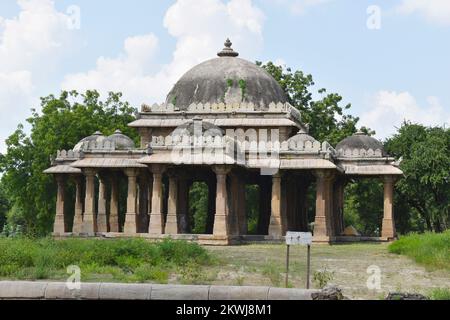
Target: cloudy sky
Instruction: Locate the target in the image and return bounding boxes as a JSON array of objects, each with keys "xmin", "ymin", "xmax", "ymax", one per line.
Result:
[{"xmin": 0, "ymin": 0, "xmax": 449, "ymax": 152}]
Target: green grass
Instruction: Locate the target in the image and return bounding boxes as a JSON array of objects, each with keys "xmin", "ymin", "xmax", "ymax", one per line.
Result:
[
  {"xmin": 428, "ymin": 288, "xmax": 450, "ymax": 300},
  {"xmin": 388, "ymin": 231, "xmax": 450, "ymax": 270},
  {"xmin": 0, "ymin": 237, "xmax": 213, "ymax": 283}
]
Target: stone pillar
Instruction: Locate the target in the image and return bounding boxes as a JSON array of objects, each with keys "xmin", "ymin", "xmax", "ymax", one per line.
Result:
[
  {"xmin": 149, "ymin": 165, "xmax": 166, "ymax": 234},
  {"xmin": 165, "ymin": 174, "xmax": 179, "ymax": 234},
  {"xmin": 313, "ymin": 170, "xmax": 334, "ymax": 242},
  {"xmin": 382, "ymin": 176, "xmax": 396, "ymax": 239},
  {"xmin": 72, "ymin": 176, "xmax": 84, "ymax": 234},
  {"xmin": 109, "ymin": 173, "xmax": 120, "ymax": 232},
  {"xmin": 124, "ymin": 169, "xmax": 138, "ymax": 234},
  {"xmin": 213, "ymin": 166, "xmax": 231, "ymax": 236},
  {"xmin": 268, "ymin": 173, "xmax": 285, "ymax": 238},
  {"xmin": 82, "ymin": 169, "xmax": 97, "ymax": 234},
  {"xmin": 97, "ymin": 175, "xmax": 108, "ymax": 233},
  {"xmin": 53, "ymin": 175, "xmax": 66, "ymax": 234}
]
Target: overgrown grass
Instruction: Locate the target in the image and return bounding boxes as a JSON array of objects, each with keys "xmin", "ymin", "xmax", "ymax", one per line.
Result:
[
  {"xmin": 388, "ymin": 231, "xmax": 450, "ymax": 270},
  {"xmin": 0, "ymin": 238, "xmax": 214, "ymax": 283},
  {"xmin": 428, "ymin": 288, "xmax": 450, "ymax": 300}
]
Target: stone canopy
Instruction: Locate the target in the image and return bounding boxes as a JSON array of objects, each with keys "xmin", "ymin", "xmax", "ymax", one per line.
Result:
[{"xmin": 44, "ymin": 39, "xmax": 403, "ymax": 244}]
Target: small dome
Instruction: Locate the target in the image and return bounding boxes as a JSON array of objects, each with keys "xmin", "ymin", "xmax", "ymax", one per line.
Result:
[
  {"xmin": 336, "ymin": 131, "xmax": 386, "ymax": 157},
  {"xmin": 107, "ymin": 130, "xmax": 135, "ymax": 150},
  {"xmin": 73, "ymin": 131, "xmax": 106, "ymax": 151},
  {"xmin": 165, "ymin": 39, "xmax": 287, "ymax": 110},
  {"xmin": 287, "ymin": 129, "xmax": 320, "ymax": 151}
]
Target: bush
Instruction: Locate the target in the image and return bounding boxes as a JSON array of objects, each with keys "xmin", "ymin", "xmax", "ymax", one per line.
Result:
[
  {"xmin": 313, "ymin": 267, "xmax": 335, "ymax": 289},
  {"xmin": 389, "ymin": 231, "xmax": 450, "ymax": 270},
  {"xmin": 0, "ymin": 238, "xmax": 212, "ymax": 283}
]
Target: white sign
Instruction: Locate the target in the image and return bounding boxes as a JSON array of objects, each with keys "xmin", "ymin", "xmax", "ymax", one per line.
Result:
[{"xmin": 286, "ymin": 232, "xmax": 313, "ymax": 246}]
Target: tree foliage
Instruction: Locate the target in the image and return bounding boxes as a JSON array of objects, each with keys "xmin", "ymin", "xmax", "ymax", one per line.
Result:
[
  {"xmin": 257, "ymin": 61, "xmax": 363, "ymax": 145},
  {"xmin": 385, "ymin": 122, "xmax": 450, "ymax": 232},
  {"xmin": 0, "ymin": 90, "xmax": 137, "ymax": 235},
  {"xmin": 0, "ymin": 184, "xmax": 9, "ymax": 233}
]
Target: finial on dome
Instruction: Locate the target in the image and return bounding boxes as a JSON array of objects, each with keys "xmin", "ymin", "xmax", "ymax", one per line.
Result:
[
  {"xmin": 217, "ymin": 38, "xmax": 239, "ymax": 57},
  {"xmin": 354, "ymin": 130, "xmax": 365, "ymax": 136}
]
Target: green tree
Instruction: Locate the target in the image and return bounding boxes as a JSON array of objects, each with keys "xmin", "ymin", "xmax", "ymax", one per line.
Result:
[
  {"xmin": 344, "ymin": 180, "xmax": 383, "ymax": 236},
  {"xmin": 385, "ymin": 122, "xmax": 450, "ymax": 232},
  {"xmin": 257, "ymin": 61, "xmax": 363, "ymax": 145},
  {"xmin": 0, "ymin": 183, "xmax": 9, "ymax": 232},
  {"xmin": 0, "ymin": 90, "xmax": 137, "ymax": 235}
]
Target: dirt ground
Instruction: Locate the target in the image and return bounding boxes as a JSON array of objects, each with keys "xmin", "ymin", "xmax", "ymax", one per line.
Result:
[{"xmin": 200, "ymin": 243, "xmax": 450, "ymax": 300}]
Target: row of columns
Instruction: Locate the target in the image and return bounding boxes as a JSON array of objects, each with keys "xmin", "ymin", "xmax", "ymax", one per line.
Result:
[{"xmin": 53, "ymin": 168, "xmax": 397, "ymax": 241}]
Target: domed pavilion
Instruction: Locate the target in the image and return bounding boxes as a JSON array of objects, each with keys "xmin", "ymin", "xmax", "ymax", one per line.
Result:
[{"xmin": 44, "ymin": 39, "xmax": 402, "ymax": 244}]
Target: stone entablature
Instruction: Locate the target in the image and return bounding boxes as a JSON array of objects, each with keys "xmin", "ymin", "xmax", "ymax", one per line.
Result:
[
  {"xmin": 139, "ymin": 102, "xmax": 302, "ymax": 124},
  {"xmin": 141, "ymin": 101, "xmax": 300, "ymax": 117}
]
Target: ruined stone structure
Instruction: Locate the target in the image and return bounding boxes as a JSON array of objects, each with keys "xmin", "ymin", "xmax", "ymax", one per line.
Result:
[{"xmin": 45, "ymin": 40, "xmax": 403, "ymax": 244}]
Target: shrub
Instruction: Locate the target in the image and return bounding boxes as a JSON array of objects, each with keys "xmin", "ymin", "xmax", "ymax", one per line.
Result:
[
  {"xmin": 0, "ymin": 238, "xmax": 212, "ymax": 283},
  {"xmin": 389, "ymin": 231, "xmax": 450, "ymax": 270},
  {"xmin": 313, "ymin": 267, "xmax": 335, "ymax": 289}
]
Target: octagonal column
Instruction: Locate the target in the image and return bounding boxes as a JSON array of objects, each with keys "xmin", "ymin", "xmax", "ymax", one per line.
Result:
[
  {"xmin": 268, "ymin": 173, "xmax": 285, "ymax": 238},
  {"xmin": 72, "ymin": 176, "xmax": 84, "ymax": 234},
  {"xmin": 124, "ymin": 168, "xmax": 138, "ymax": 234},
  {"xmin": 53, "ymin": 175, "xmax": 66, "ymax": 235},
  {"xmin": 149, "ymin": 165, "xmax": 166, "ymax": 235},
  {"xmin": 213, "ymin": 166, "xmax": 231, "ymax": 237},
  {"xmin": 382, "ymin": 176, "xmax": 396, "ymax": 240},
  {"xmin": 313, "ymin": 170, "xmax": 334, "ymax": 242},
  {"xmin": 165, "ymin": 174, "xmax": 179, "ymax": 235},
  {"xmin": 82, "ymin": 169, "xmax": 97, "ymax": 234},
  {"xmin": 97, "ymin": 175, "xmax": 108, "ymax": 233}
]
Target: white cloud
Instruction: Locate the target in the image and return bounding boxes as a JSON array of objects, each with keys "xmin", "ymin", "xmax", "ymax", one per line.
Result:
[
  {"xmin": 360, "ymin": 91, "xmax": 450, "ymax": 139},
  {"xmin": 0, "ymin": 0, "xmax": 76, "ymax": 153},
  {"xmin": 268, "ymin": 0, "xmax": 331, "ymax": 15},
  {"xmin": 62, "ymin": 0, "xmax": 265, "ymax": 106},
  {"xmin": 396, "ymin": 0, "xmax": 450, "ymax": 26}
]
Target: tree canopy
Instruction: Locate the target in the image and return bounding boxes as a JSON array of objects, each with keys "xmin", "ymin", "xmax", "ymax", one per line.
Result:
[
  {"xmin": 257, "ymin": 61, "xmax": 363, "ymax": 145},
  {"xmin": 0, "ymin": 90, "xmax": 137, "ymax": 235},
  {"xmin": 385, "ymin": 122, "xmax": 450, "ymax": 232}
]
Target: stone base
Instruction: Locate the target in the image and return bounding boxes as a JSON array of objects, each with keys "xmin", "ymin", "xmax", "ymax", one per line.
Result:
[{"xmin": 52, "ymin": 233, "xmax": 396, "ymax": 245}]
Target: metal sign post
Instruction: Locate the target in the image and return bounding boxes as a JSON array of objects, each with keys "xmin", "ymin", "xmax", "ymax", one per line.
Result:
[
  {"xmin": 306, "ymin": 244, "xmax": 311, "ymax": 289},
  {"xmin": 285, "ymin": 232, "xmax": 313, "ymax": 289},
  {"xmin": 285, "ymin": 244, "xmax": 290, "ymax": 288}
]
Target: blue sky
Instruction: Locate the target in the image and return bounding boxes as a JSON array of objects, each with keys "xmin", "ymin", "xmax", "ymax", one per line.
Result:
[{"xmin": 0, "ymin": 0, "xmax": 449, "ymax": 153}]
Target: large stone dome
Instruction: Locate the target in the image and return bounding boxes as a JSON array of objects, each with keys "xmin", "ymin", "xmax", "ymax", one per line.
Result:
[{"xmin": 165, "ymin": 39, "xmax": 287, "ymax": 110}]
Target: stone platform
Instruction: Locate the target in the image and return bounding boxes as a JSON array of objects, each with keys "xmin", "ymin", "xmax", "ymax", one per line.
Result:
[{"xmin": 53, "ymin": 232, "xmax": 393, "ymax": 245}]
